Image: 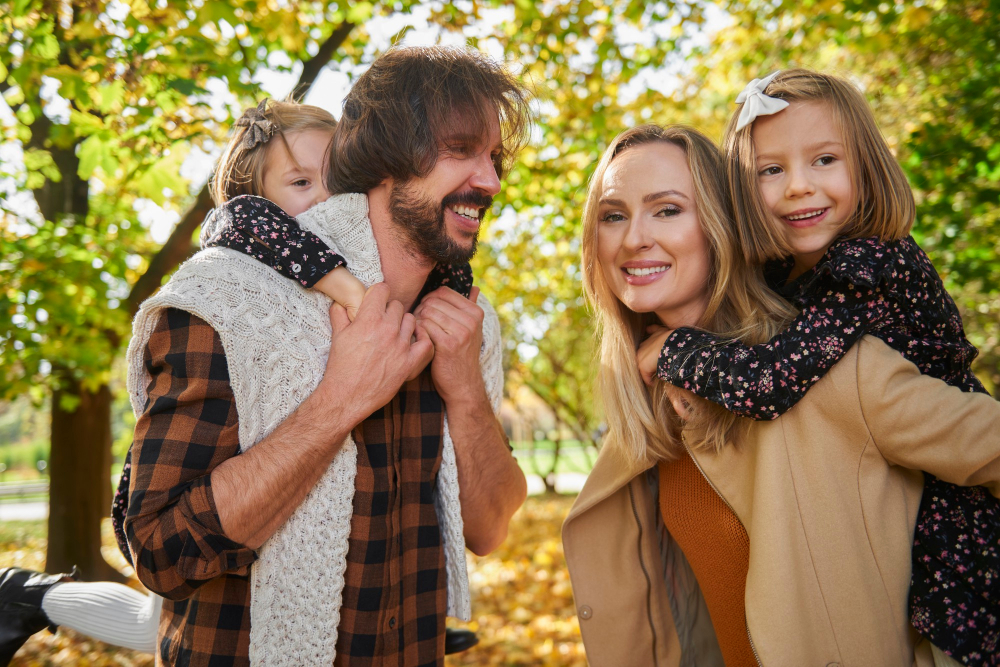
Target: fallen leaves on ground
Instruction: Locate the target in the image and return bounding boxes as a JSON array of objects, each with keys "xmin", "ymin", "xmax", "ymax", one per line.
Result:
[{"xmin": 3, "ymin": 494, "xmax": 584, "ymax": 666}]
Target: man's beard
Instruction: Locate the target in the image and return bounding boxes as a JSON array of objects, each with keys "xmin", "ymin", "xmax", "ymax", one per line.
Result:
[{"xmin": 387, "ymin": 181, "xmax": 492, "ymax": 264}]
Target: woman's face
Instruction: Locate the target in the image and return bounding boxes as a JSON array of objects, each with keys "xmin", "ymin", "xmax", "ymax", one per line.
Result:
[{"xmin": 596, "ymin": 141, "xmax": 712, "ymax": 328}]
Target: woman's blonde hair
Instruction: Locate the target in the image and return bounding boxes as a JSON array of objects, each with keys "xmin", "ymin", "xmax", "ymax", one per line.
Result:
[
  {"xmin": 581, "ymin": 125, "xmax": 795, "ymax": 465},
  {"xmin": 724, "ymin": 68, "xmax": 915, "ymax": 265},
  {"xmin": 210, "ymin": 99, "xmax": 338, "ymax": 205}
]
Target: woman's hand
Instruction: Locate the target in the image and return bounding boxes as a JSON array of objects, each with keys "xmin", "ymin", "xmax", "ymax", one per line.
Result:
[{"xmin": 636, "ymin": 325, "xmax": 673, "ymax": 386}]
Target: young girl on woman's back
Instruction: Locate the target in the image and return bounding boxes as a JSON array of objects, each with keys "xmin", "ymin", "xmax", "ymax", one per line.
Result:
[{"xmin": 639, "ymin": 69, "xmax": 997, "ymax": 666}]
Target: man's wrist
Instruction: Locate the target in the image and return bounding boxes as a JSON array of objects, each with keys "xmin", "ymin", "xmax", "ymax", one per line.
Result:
[
  {"xmin": 297, "ymin": 381, "xmax": 365, "ymax": 446},
  {"xmin": 440, "ymin": 376, "xmax": 490, "ymax": 415}
]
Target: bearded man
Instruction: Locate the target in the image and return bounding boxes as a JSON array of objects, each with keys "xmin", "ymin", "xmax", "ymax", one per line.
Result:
[{"xmin": 124, "ymin": 46, "xmax": 532, "ymax": 666}]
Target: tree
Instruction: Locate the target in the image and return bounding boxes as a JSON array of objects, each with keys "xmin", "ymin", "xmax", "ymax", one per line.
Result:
[{"xmin": 0, "ymin": 0, "xmax": 368, "ymax": 579}]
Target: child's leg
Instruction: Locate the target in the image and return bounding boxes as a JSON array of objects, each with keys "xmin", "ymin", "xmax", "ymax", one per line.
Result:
[{"xmin": 41, "ymin": 583, "xmax": 160, "ymax": 653}]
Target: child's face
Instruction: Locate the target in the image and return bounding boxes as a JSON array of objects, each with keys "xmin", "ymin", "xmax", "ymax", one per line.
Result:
[
  {"xmin": 261, "ymin": 129, "xmax": 333, "ymax": 217},
  {"xmin": 752, "ymin": 101, "xmax": 857, "ymax": 274}
]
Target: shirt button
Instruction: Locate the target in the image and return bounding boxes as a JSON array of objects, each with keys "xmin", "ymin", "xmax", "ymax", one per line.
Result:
[
  {"xmin": 578, "ymin": 605, "xmax": 593, "ymax": 620},
  {"xmin": 389, "ymin": 617, "xmax": 396, "ymax": 629}
]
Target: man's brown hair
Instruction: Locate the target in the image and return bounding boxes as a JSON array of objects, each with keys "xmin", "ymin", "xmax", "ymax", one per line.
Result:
[{"xmin": 327, "ymin": 46, "xmax": 532, "ymax": 194}]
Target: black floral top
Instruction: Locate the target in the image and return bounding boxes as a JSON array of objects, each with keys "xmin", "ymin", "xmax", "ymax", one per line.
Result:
[
  {"xmin": 656, "ymin": 235, "xmax": 984, "ymax": 418},
  {"xmin": 656, "ymin": 235, "xmax": 999, "ymax": 663}
]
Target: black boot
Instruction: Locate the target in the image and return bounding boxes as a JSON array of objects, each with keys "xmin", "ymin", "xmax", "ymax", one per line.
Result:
[
  {"xmin": 0, "ymin": 567, "xmax": 77, "ymax": 666},
  {"xmin": 444, "ymin": 627, "xmax": 479, "ymax": 654}
]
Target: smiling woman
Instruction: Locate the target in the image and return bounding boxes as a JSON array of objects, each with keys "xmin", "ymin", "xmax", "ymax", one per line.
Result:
[{"xmin": 562, "ymin": 124, "xmax": 1000, "ymax": 667}]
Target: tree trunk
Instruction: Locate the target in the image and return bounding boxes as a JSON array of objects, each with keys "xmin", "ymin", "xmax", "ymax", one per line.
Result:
[{"xmin": 46, "ymin": 375, "xmax": 125, "ymax": 582}]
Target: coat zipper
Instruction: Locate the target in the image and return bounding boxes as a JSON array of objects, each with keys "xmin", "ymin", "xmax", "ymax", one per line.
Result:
[
  {"xmin": 682, "ymin": 441, "xmax": 763, "ymax": 667},
  {"xmin": 628, "ymin": 481, "xmax": 660, "ymax": 665}
]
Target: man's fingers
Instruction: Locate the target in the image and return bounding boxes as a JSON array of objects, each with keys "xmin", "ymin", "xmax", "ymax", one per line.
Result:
[
  {"xmin": 356, "ymin": 282, "xmax": 390, "ymax": 319},
  {"xmin": 329, "ymin": 303, "xmax": 351, "ymax": 335},
  {"xmin": 399, "ymin": 312, "xmax": 417, "ymax": 342}
]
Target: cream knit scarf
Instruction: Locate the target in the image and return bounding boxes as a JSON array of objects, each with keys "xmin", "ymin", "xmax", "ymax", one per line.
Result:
[{"xmin": 127, "ymin": 194, "xmax": 503, "ymax": 665}]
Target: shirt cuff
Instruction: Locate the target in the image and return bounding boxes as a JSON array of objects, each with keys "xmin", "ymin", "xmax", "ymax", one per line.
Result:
[{"xmin": 655, "ymin": 327, "xmax": 722, "ymax": 385}]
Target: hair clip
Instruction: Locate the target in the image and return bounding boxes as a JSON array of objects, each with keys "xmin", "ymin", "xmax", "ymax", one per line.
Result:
[
  {"xmin": 234, "ymin": 99, "xmax": 275, "ymax": 149},
  {"xmin": 734, "ymin": 72, "xmax": 789, "ymax": 132}
]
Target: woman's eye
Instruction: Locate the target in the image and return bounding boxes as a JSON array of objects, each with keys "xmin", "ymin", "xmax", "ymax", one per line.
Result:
[
  {"xmin": 657, "ymin": 205, "xmax": 681, "ymax": 218},
  {"xmin": 601, "ymin": 212, "xmax": 625, "ymax": 223},
  {"xmin": 816, "ymin": 155, "xmax": 836, "ymax": 166},
  {"xmin": 758, "ymin": 166, "xmax": 782, "ymax": 177}
]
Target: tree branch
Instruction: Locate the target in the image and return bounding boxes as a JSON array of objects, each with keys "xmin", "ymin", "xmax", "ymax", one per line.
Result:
[
  {"xmin": 126, "ymin": 20, "xmax": 355, "ymax": 315},
  {"xmin": 292, "ymin": 21, "xmax": 355, "ymax": 101}
]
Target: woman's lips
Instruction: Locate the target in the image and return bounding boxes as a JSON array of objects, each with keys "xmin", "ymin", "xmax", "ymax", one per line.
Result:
[{"xmin": 621, "ymin": 264, "xmax": 670, "ymax": 285}]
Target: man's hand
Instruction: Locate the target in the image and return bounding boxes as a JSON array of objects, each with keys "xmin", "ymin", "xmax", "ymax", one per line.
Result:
[
  {"xmin": 413, "ymin": 286, "xmax": 485, "ymax": 404},
  {"xmin": 316, "ymin": 283, "xmax": 434, "ymax": 423},
  {"xmin": 637, "ymin": 325, "xmax": 673, "ymax": 386}
]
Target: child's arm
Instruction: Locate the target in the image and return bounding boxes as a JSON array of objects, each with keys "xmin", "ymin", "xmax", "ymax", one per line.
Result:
[
  {"xmin": 314, "ymin": 268, "xmax": 366, "ymax": 321},
  {"xmin": 651, "ymin": 275, "xmax": 892, "ymax": 420},
  {"xmin": 204, "ymin": 195, "xmax": 366, "ymax": 318}
]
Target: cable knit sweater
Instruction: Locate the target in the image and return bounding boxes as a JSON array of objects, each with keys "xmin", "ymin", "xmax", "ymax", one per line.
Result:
[{"xmin": 126, "ymin": 194, "xmax": 504, "ymax": 666}]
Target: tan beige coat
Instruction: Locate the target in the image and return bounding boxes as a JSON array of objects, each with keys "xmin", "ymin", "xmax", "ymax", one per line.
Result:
[{"xmin": 563, "ymin": 337, "xmax": 1000, "ymax": 667}]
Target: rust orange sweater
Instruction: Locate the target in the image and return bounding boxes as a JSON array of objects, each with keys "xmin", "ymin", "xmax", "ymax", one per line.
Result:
[{"xmin": 659, "ymin": 453, "xmax": 756, "ymax": 666}]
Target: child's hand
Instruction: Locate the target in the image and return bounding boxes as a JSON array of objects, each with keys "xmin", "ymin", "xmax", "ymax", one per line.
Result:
[
  {"xmin": 314, "ymin": 268, "xmax": 367, "ymax": 321},
  {"xmin": 636, "ymin": 325, "xmax": 673, "ymax": 386}
]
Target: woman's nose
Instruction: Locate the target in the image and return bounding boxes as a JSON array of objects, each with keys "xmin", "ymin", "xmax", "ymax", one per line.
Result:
[{"xmin": 622, "ymin": 217, "xmax": 652, "ymax": 252}]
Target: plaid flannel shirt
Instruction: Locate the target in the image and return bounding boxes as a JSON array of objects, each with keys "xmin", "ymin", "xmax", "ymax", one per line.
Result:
[{"xmin": 126, "ymin": 308, "xmax": 448, "ymax": 666}]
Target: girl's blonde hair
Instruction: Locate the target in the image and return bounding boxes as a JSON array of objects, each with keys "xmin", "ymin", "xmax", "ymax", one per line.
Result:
[
  {"xmin": 581, "ymin": 125, "xmax": 795, "ymax": 465},
  {"xmin": 211, "ymin": 99, "xmax": 338, "ymax": 205},
  {"xmin": 723, "ymin": 68, "xmax": 915, "ymax": 265}
]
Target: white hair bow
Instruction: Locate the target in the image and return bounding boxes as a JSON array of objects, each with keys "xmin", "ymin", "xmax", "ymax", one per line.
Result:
[{"xmin": 734, "ymin": 71, "xmax": 789, "ymax": 131}]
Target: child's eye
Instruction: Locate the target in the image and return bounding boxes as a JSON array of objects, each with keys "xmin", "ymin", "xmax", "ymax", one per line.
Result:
[
  {"xmin": 291, "ymin": 179, "xmax": 309, "ymax": 187},
  {"xmin": 758, "ymin": 166, "xmax": 782, "ymax": 177},
  {"xmin": 815, "ymin": 155, "xmax": 836, "ymax": 166}
]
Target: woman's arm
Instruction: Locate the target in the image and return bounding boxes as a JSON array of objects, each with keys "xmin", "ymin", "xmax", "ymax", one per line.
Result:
[
  {"xmin": 857, "ymin": 337, "xmax": 1000, "ymax": 496},
  {"xmin": 653, "ymin": 277, "xmax": 891, "ymax": 421}
]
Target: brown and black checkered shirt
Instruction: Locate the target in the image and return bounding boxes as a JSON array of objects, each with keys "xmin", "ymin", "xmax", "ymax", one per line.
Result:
[{"xmin": 126, "ymin": 308, "xmax": 448, "ymax": 666}]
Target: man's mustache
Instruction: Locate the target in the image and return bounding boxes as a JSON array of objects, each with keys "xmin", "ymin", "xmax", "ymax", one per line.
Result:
[{"xmin": 441, "ymin": 191, "xmax": 493, "ymax": 219}]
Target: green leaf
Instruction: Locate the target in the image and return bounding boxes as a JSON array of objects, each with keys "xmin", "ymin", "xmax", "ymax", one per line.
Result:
[
  {"xmin": 97, "ymin": 79, "xmax": 126, "ymax": 114},
  {"xmin": 77, "ymin": 135, "xmax": 111, "ymax": 179},
  {"xmin": 347, "ymin": 2, "xmax": 374, "ymax": 23}
]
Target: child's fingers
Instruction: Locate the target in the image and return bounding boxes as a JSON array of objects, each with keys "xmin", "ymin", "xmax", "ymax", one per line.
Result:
[
  {"xmin": 345, "ymin": 302, "xmax": 360, "ymax": 322},
  {"xmin": 469, "ymin": 285, "xmax": 480, "ymax": 303}
]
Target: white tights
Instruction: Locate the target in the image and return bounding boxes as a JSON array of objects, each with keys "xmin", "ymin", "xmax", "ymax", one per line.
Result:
[{"xmin": 40, "ymin": 582, "xmax": 161, "ymax": 654}]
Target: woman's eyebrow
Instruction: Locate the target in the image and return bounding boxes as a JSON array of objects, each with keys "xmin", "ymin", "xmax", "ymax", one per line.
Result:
[{"xmin": 643, "ymin": 190, "xmax": 688, "ymax": 203}]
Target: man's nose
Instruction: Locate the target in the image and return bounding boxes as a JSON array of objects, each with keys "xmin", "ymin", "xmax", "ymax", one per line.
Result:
[{"xmin": 470, "ymin": 152, "xmax": 501, "ymax": 196}]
